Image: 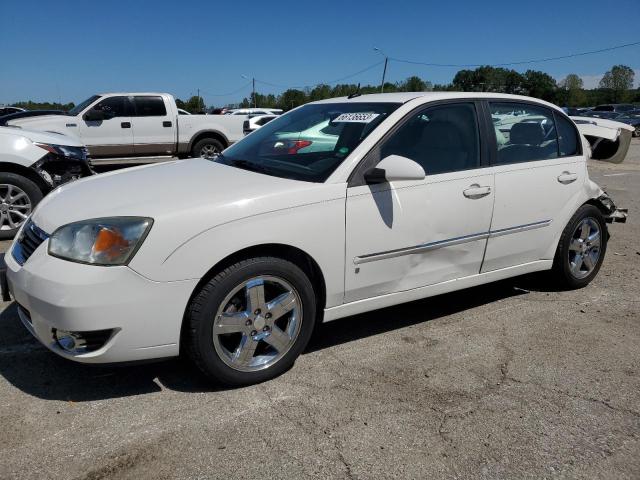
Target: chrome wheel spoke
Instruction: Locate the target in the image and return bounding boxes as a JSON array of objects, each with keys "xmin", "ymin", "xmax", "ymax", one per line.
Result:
[
  {"xmin": 579, "ymin": 222, "xmax": 590, "ymax": 240},
  {"xmin": 215, "ymin": 312, "xmax": 249, "ymax": 334},
  {"xmin": 569, "ymin": 239, "xmax": 582, "ymax": 252},
  {"xmin": 583, "ymin": 253, "xmax": 596, "ymax": 270},
  {"xmin": 264, "ymin": 326, "xmax": 291, "ymax": 353},
  {"xmin": 572, "ymin": 254, "xmax": 584, "ymax": 272},
  {"xmin": 587, "ymin": 232, "xmax": 600, "ymax": 248},
  {"xmin": 233, "ymin": 334, "xmax": 258, "ymax": 365},
  {"xmin": 267, "ymin": 291, "xmax": 297, "ymax": 321},
  {"xmin": 246, "ymin": 279, "xmax": 266, "ymax": 312}
]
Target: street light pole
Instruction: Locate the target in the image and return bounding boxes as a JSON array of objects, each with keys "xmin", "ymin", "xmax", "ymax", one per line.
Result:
[{"xmin": 374, "ymin": 47, "xmax": 388, "ymax": 93}]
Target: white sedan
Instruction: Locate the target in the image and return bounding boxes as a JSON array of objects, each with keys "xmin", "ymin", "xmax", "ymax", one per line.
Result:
[{"xmin": 5, "ymin": 93, "xmax": 627, "ymax": 386}]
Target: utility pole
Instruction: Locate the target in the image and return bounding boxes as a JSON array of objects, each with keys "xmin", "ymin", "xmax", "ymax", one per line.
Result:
[
  {"xmin": 252, "ymin": 77, "xmax": 256, "ymax": 108},
  {"xmin": 197, "ymin": 88, "xmax": 202, "ymax": 112},
  {"xmin": 373, "ymin": 47, "xmax": 388, "ymax": 93},
  {"xmin": 242, "ymin": 75, "xmax": 257, "ymax": 108}
]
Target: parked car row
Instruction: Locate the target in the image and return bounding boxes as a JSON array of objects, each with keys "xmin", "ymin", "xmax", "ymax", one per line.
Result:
[{"xmin": 2, "ymin": 92, "xmax": 628, "ymax": 386}]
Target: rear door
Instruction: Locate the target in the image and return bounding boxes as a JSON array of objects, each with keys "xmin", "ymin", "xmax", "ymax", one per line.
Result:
[
  {"xmin": 482, "ymin": 101, "xmax": 585, "ymax": 272},
  {"xmin": 344, "ymin": 101, "xmax": 495, "ymax": 302},
  {"xmin": 131, "ymin": 96, "xmax": 176, "ymax": 156},
  {"xmin": 78, "ymin": 95, "xmax": 134, "ymax": 157}
]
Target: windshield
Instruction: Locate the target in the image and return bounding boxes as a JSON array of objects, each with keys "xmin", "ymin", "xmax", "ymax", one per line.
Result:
[
  {"xmin": 216, "ymin": 102, "xmax": 400, "ymax": 182},
  {"xmin": 68, "ymin": 95, "xmax": 101, "ymax": 115}
]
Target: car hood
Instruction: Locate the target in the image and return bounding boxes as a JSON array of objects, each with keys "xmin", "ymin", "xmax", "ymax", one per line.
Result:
[
  {"xmin": 0, "ymin": 126, "xmax": 83, "ymax": 147},
  {"xmin": 6, "ymin": 115, "xmax": 75, "ymax": 134},
  {"xmin": 31, "ymin": 158, "xmax": 340, "ymax": 240}
]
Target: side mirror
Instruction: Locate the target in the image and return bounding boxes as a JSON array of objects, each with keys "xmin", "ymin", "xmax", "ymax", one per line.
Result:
[
  {"xmin": 364, "ymin": 155, "xmax": 426, "ymax": 184},
  {"xmin": 83, "ymin": 109, "xmax": 105, "ymax": 121}
]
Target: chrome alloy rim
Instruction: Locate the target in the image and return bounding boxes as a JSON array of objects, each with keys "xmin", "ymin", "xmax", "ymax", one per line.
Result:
[
  {"xmin": 212, "ymin": 276, "xmax": 302, "ymax": 372},
  {"xmin": 0, "ymin": 184, "xmax": 32, "ymax": 231},
  {"xmin": 568, "ymin": 217, "xmax": 601, "ymax": 279},
  {"xmin": 199, "ymin": 144, "xmax": 220, "ymax": 159}
]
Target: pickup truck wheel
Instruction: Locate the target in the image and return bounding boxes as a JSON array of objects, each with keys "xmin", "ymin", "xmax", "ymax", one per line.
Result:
[
  {"xmin": 0, "ymin": 173, "xmax": 43, "ymax": 239},
  {"xmin": 192, "ymin": 138, "xmax": 224, "ymax": 159},
  {"xmin": 185, "ymin": 257, "xmax": 316, "ymax": 386},
  {"xmin": 552, "ymin": 204, "xmax": 607, "ymax": 289}
]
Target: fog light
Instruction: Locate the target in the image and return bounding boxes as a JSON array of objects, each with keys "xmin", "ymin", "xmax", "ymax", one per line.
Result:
[
  {"xmin": 53, "ymin": 328, "xmax": 114, "ymax": 354},
  {"xmin": 54, "ymin": 329, "xmax": 86, "ymax": 352}
]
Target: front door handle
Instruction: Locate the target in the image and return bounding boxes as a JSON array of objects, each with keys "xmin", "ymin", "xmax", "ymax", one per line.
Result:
[
  {"xmin": 121, "ymin": 122, "xmax": 131, "ymax": 129},
  {"xmin": 557, "ymin": 171, "xmax": 578, "ymax": 184},
  {"xmin": 163, "ymin": 121, "xmax": 172, "ymax": 127},
  {"xmin": 463, "ymin": 184, "xmax": 492, "ymax": 199}
]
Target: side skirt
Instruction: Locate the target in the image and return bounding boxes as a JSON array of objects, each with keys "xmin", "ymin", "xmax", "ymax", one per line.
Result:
[{"xmin": 323, "ymin": 260, "xmax": 553, "ymax": 322}]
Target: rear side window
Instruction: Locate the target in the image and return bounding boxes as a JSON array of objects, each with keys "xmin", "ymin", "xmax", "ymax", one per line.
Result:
[
  {"xmin": 132, "ymin": 96, "xmax": 167, "ymax": 117},
  {"xmin": 380, "ymin": 102, "xmax": 480, "ymax": 175},
  {"xmin": 490, "ymin": 102, "xmax": 558, "ymax": 164},
  {"xmin": 555, "ymin": 114, "xmax": 580, "ymax": 157}
]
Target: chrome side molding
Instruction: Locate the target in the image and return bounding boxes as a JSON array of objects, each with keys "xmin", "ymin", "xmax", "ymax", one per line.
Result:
[{"xmin": 354, "ymin": 220, "xmax": 551, "ymax": 265}]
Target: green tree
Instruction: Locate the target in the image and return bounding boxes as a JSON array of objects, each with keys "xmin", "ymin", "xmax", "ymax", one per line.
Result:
[
  {"xmin": 559, "ymin": 74, "xmax": 586, "ymax": 106},
  {"xmin": 599, "ymin": 65, "xmax": 635, "ymax": 102},
  {"xmin": 277, "ymin": 89, "xmax": 308, "ymax": 110},
  {"xmin": 397, "ymin": 76, "xmax": 428, "ymax": 92},
  {"xmin": 184, "ymin": 95, "xmax": 205, "ymax": 113},
  {"xmin": 521, "ymin": 70, "xmax": 557, "ymax": 101}
]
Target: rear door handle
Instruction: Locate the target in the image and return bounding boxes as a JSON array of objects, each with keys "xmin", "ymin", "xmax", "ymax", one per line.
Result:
[
  {"xmin": 557, "ymin": 171, "xmax": 578, "ymax": 184},
  {"xmin": 163, "ymin": 121, "xmax": 172, "ymax": 127},
  {"xmin": 121, "ymin": 122, "xmax": 131, "ymax": 129},
  {"xmin": 463, "ymin": 184, "xmax": 492, "ymax": 199}
]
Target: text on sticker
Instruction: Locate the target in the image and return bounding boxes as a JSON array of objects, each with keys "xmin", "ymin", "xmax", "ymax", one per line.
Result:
[{"xmin": 332, "ymin": 113, "xmax": 380, "ymax": 123}]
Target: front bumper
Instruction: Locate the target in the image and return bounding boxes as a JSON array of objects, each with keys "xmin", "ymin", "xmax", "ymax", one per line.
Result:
[{"xmin": 4, "ymin": 241, "xmax": 198, "ymax": 363}]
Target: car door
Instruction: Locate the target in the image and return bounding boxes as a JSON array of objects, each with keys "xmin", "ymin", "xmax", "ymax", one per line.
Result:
[
  {"xmin": 481, "ymin": 101, "xmax": 585, "ymax": 272},
  {"xmin": 131, "ymin": 96, "xmax": 176, "ymax": 156},
  {"xmin": 344, "ymin": 101, "xmax": 495, "ymax": 303},
  {"xmin": 78, "ymin": 96, "xmax": 134, "ymax": 157}
]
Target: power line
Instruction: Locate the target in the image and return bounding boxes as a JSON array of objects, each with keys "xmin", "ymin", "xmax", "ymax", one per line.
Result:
[
  {"xmin": 255, "ymin": 60, "xmax": 385, "ymax": 91},
  {"xmin": 199, "ymin": 81, "xmax": 253, "ymax": 97},
  {"xmin": 389, "ymin": 40, "xmax": 640, "ymax": 68}
]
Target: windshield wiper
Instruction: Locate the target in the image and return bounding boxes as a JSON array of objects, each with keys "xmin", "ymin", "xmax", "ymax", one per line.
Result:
[{"xmin": 228, "ymin": 159, "xmax": 270, "ymax": 175}]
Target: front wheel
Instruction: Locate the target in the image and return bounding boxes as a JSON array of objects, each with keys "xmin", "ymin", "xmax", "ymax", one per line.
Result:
[
  {"xmin": 0, "ymin": 173, "xmax": 43, "ymax": 240},
  {"xmin": 184, "ymin": 257, "xmax": 317, "ymax": 386},
  {"xmin": 552, "ymin": 204, "xmax": 608, "ymax": 289}
]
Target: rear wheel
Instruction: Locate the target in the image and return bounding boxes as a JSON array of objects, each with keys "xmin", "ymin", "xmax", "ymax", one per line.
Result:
[
  {"xmin": 552, "ymin": 204, "xmax": 608, "ymax": 289},
  {"xmin": 0, "ymin": 173, "xmax": 43, "ymax": 239},
  {"xmin": 185, "ymin": 257, "xmax": 316, "ymax": 386},
  {"xmin": 192, "ymin": 138, "xmax": 224, "ymax": 159}
]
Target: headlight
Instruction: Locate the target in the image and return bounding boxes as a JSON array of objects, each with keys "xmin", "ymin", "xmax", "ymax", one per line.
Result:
[
  {"xmin": 35, "ymin": 142, "xmax": 88, "ymax": 161},
  {"xmin": 48, "ymin": 217, "xmax": 153, "ymax": 265}
]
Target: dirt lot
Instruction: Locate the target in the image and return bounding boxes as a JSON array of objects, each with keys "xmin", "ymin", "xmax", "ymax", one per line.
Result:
[{"xmin": 1, "ymin": 140, "xmax": 639, "ymax": 480}]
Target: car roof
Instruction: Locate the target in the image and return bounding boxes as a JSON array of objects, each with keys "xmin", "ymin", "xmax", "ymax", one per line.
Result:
[{"xmin": 310, "ymin": 92, "xmax": 562, "ymax": 110}]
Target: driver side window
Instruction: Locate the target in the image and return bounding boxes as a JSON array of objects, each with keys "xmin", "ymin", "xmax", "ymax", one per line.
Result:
[
  {"xmin": 380, "ymin": 102, "xmax": 481, "ymax": 175},
  {"xmin": 93, "ymin": 96, "xmax": 129, "ymax": 118}
]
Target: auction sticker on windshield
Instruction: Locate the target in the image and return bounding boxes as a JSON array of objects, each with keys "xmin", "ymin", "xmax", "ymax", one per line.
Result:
[{"xmin": 332, "ymin": 112, "xmax": 380, "ymax": 123}]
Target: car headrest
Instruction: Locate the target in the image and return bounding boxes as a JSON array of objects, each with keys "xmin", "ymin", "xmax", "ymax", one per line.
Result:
[{"xmin": 509, "ymin": 122, "xmax": 544, "ymax": 145}]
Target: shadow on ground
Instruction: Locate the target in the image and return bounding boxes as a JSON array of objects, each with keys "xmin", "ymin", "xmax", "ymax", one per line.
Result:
[{"xmin": 0, "ymin": 272, "xmax": 552, "ymax": 402}]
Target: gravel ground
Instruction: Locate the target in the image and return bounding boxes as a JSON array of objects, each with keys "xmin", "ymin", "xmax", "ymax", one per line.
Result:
[{"xmin": 0, "ymin": 140, "xmax": 639, "ymax": 480}]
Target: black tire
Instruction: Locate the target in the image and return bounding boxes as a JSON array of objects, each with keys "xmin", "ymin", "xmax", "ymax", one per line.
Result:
[
  {"xmin": 0, "ymin": 173, "xmax": 44, "ymax": 240},
  {"xmin": 191, "ymin": 138, "xmax": 224, "ymax": 159},
  {"xmin": 184, "ymin": 257, "xmax": 317, "ymax": 386},
  {"xmin": 552, "ymin": 204, "xmax": 608, "ymax": 289}
]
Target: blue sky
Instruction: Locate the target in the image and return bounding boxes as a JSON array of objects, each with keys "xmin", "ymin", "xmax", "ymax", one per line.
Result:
[{"xmin": 1, "ymin": 0, "xmax": 638, "ymax": 106}]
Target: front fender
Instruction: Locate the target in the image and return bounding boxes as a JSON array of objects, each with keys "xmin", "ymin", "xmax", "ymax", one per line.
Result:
[{"xmin": 132, "ymin": 197, "xmax": 347, "ymax": 309}]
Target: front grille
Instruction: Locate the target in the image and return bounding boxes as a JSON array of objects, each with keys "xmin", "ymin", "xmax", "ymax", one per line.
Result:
[{"xmin": 12, "ymin": 220, "xmax": 49, "ymax": 265}]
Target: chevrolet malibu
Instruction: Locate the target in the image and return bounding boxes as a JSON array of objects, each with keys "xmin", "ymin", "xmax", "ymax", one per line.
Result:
[{"xmin": 5, "ymin": 93, "xmax": 627, "ymax": 386}]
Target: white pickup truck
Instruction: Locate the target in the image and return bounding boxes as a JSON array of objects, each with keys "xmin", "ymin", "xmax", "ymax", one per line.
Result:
[{"xmin": 6, "ymin": 93, "xmax": 246, "ymax": 164}]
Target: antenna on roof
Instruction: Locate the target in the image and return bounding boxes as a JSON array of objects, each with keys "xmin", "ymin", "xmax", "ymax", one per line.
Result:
[{"xmin": 348, "ymin": 83, "xmax": 361, "ymax": 99}]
